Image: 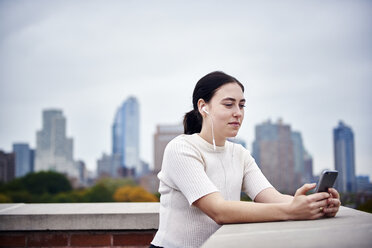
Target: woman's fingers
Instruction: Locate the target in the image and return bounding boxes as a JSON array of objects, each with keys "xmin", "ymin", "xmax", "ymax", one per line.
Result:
[
  {"xmin": 327, "ymin": 197, "xmax": 341, "ymax": 207},
  {"xmin": 308, "ymin": 192, "xmax": 330, "ymax": 202},
  {"xmin": 328, "ymin": 188, "xmax": 340, "ymax": 199},
  {"xmin": 295, "ymin": 183, "xmax": 316, "ymax": 196},
  {"xmin": 324, "ymin": 206, "xmax": 338, "ymax": 217},
  {"xmin": 314, "ymin": 199, "xmax": 328, "ymax": 209},
  {"xmin": 312, "ymin": 211, "xmax": 326, "ymax": 219},
  {"xmin": 323, "ymin": 189, "xmax": 341, "ymax": 217}
]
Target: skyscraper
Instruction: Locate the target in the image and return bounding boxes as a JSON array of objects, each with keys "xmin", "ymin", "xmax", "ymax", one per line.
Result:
[
  {"xmin": 112, "ymin": 97, "xmax": 140, "ymax": 176},
  {"xmin": 291, "ymin": 131, "xmax": 305, "ymax": 184},
  {"xmin": 12, "ymin": 143, "xmax": 34, "ymax": 178},
  {"xmin": 0, "ymin": 151, "xmax": 15, "ymax": 183},
  {"xmin": 35, "ymin": 109, "xmax": 78, "ymax": 178},
  {"xmin": 252, "ymin": 119, "xmax": 298, "ymax": 194},
  {"xmin": 303, "ymin": 150, "xmax": 314, "ymax": 183},
  {"xmin": 333, "ymin": 121, "xmax": 356, "ymax": 193}
]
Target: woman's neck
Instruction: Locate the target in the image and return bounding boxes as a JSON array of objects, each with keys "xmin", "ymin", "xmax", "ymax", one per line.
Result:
[{"xmin": 199, "ymin": 127, "xmax": 226, "ymax": 147}]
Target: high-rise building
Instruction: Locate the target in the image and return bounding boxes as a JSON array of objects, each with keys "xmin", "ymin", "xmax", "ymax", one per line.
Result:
[
  {"xmin": 112, "ymin": 97, "xmax": 140, "ymax": 176},
  {"xmin": 356, "ymin": 176, "xmax": 372, "ymax": 193},
  {"xmin": 333, "ymin": 121, "xmax": 356, "ymax": 193},
  {"xmin": 12, "ymin": 143, "xmax": 34, "ymax": 178},
  {"xmin": 146, "ymin": 123, "xmax": 183, "ymax": 193},
  {"xmin": 252, "ymin": 119, "xmax": 297, "ymax": 194},
  {"xmin": 291, "ymin": 131, "xmax": 305, "ymax": 184},
  {"xmin": 75, "ymin": 160, "xmax": 90, "ymax": 187},
  {"xmin": 153, "ymin": 123, "xmax": 183, "ymax": 173},
  {"xmin": 35, "ymin": 109, "xmax": 78, "ymax": 178},
  {"xmin": 0, "ymin": 151, "xmax": 15, "ymax": 183},
  {"xmin": 97, "ymin": 153, "xmax": 121, "ymax": 178},
  {"xmin": 303, "ymin": 150, "xmax": 314, "ymax": 183}
]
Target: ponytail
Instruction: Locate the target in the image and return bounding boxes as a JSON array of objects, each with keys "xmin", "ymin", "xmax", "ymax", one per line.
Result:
[{"xmin": 183, "ymin": 109, "xmax": 202, "ymax": 134}]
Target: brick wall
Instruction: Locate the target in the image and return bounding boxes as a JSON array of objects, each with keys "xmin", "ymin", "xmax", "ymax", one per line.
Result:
[{"xmin": 0, "ymin": 230, "xmax": 156, "ymax": 248}]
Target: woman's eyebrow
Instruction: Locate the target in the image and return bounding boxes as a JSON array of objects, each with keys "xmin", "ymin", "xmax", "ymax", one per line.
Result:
[{"xmin": 221, "ymin": 97, "xmax": 246, "ymax": 102}]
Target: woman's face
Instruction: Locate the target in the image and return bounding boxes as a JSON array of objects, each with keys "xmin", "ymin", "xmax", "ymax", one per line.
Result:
[{"xmin": 206, "ymin": 82, "xmax": 245, "ymax": 140}]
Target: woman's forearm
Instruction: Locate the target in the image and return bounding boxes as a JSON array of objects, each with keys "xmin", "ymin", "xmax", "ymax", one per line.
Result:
[
  {"xmin": 216, "ymin": 200, "xmax": 290, "ymax": 224},
  {"xmin": 194, "ymin": 192, "xmax": 291, "ymax": 224},
  {"xmin": 254, "ymin": 187, "xmax": 293, "ymax": 203}
]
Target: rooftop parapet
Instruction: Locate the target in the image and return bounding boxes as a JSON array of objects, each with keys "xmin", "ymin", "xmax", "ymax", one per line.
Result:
[
  {"xmin": 202, "ymin": 207, "xmax": 372, "ymax": 248},
  {"xmin": 0, "ymin": 204, "xmax": 371, "ymax": 247},
  {"xmin": 0, "ymin": 202, "xmax": 159, "ymax": 231}
]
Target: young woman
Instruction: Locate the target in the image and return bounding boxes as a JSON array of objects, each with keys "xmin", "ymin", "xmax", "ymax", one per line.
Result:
[{"xmin": 150, "ymin": 71, "xmax": 341, "ymax": 248}]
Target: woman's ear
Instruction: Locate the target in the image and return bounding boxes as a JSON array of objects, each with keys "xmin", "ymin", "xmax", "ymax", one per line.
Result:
[{"xmin": 197, "ymin": 99, "xmax": 207, "ymax": 116}]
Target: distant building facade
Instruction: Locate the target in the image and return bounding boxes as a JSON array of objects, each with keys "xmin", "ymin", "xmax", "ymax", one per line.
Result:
[
  {"xmin": 97, "ymin": 153, "xmax": 121, "ymax": 178},
  {"xmin": 146, "ymin": 123, "xmax": 184, "ymax": 193},
  {"xmin": 12, "ymin": 143, "xmax": 34, "ymax": 178},
  {"xmin": 303, "ymin": 150, "xmax": 314, "ymax": 183},
  {"xmin": 291, "ymin": 132, "xmax": 305, "ymax": 184},
  {"xmin": 252, "ymin": 119, "xmax": 305, "ymax": 194},
  {"xmin": 153, "ymin": 123, "xmax": 183, "ymax": 173},
  {"xmin": 112, "ymin": 97, "xmax": 141, "ymax": 176},
  {"xmin": 35, "ymin": 109, "xmax": 78, "ymax": 179},
  {"xmin": 333, "ymin": 121, "xmax": 356, "ymax": 193},
  {"xmin": 0, "ymin": 151, "xmax": 15, "ymax": 183},
  {"xmin": 75, "ymin": 160, "xmax": 91, "ymax": 187},
  {"xmin": 356, "ymin": 176, "xmax": 372, "ymax": 193}
]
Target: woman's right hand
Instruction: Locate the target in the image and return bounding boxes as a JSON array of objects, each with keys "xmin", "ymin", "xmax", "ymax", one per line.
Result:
[{"xmin": 288, "ymin": 183, "xmax": 331, "ymax": 220}]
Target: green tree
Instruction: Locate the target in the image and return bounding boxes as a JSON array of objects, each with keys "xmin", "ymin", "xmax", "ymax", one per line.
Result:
[
  {"xmin": 96, "ymin": 177, "xmax": 136, "ymax": 196},
  {"xmin": 22, "ymin": 171, "xmax": 72, "ymax": 195},
  {"xmin": 357, "ymin": 199, "xmax": 372, "ymax": 213},
  {"xmin": 51, "ymin": 190, "xmax": 89, "ymax": 203},
  {"xmin": 6, "ymin": 190, "xmax": 33, "ymax": 203},
  {"xmin": 0, "ymin": 193, "xmax": 12, "ymax": 203},
  {"xmin": 0, "ymin": 171, "xmax": 72, "ymax": 203},
  {"xmin": 84, "ymin": 183, "xmax": 113, "ymax": 202}
]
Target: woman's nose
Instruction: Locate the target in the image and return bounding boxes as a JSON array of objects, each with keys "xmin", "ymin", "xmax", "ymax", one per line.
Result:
[{"xmin": 233, "ymin": 106, "xmax": 243, "ymax": 117}]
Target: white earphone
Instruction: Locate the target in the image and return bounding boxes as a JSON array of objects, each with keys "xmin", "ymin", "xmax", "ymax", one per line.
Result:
[
  {"xmin": 201, "ymin": 106, "xmax": 216, "ymax": 151},
  {"xmin": 202, "ymin": 106, "xmax": 209, "ymax": 115}
]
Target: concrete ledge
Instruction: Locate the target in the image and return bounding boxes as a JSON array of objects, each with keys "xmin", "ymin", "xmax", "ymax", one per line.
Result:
[
  {"xmin": 202, "ymin": 207, "xmax": 372, "ymax": 248},
  {"xmin": 0, "ymin": 203, "xmax": 160, "ymax": 231}
]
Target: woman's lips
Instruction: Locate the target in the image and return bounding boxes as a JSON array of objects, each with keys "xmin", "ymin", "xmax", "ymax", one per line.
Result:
[{"xmin": 228, "ymin": 122, "xmax": 240, "ymax": 127}]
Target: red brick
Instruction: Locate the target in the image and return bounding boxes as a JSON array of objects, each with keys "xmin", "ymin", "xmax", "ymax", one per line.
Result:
[
  {"xmin": 0, "ymin": 234, "xmax": 26, "ymax": 247},
  {"xmin": 70, "ymin": 234, "xmax": 111, "ymax": 246},
  {"xmin": 113, "ymin": 233, "xmax": 154, "ymax": 246},
  {"xmin": 28, "ymin": 233, "xmax": 68, "ymax": 247}
]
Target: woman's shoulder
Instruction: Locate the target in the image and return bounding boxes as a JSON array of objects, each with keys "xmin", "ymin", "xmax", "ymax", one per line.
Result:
[
  {"xmin": 226, "ymin": 140, "xmax": 254, "ymax": 160},
  {"xmin": 166, "ymin": 134, "xmax": 198, "ymax": 150}
]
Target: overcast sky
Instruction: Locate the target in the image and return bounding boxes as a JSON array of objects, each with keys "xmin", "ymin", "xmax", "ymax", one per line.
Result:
[{"xmin": 0, "ymin": 0, "xmax": 371, "ymax": 179}]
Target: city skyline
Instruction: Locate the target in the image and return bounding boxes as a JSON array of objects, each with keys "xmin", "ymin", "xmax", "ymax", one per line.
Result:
[
  {"xmin": 2, "ymin": 105, "xmax": 368, "ymax": 179},
  {"xmin": 0, "ymin": 1, "xmax": 371, "ymax": 179}
]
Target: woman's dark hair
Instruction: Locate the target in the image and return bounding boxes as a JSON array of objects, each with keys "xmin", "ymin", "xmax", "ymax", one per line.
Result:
[{"xmin": 183, "ymin": 71, "xmax": 244, "ymax": 134}]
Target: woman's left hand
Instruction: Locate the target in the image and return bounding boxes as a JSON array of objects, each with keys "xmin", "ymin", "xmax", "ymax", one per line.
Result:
[{"xmin": 323, "ymin": 188, "xmax": 341, "ymax": 217}]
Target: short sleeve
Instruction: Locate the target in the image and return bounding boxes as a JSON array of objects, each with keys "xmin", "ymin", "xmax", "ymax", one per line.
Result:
[
  {"xmin": 159, "ymin": 137, "xmax": 219, "ymax": 205},
  {"xmin": 241, "ymin": 151, "xmax": 273, "ymax": 200}
]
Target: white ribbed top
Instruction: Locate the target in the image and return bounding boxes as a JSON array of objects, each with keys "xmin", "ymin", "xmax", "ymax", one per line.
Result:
[{"xmin": 151, "ymin": 134, "xmax": 273, "ymax": 248}]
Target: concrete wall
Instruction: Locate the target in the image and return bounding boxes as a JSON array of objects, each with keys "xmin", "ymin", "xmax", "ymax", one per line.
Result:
[
  {"xmin": 202, "ymin": 207, "xmax": 372, "ymax": 248},
  {"xmin": 1, "ymin": 203, "xmax": 372, "ymax": 248},
  {"xmin": 0, "ymin": 203, "xmax": 159, "ymax": 248}
]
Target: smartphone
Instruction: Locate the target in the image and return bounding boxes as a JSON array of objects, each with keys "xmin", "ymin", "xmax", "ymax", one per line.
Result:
[{"xmin": 315, "ymin": 170, "xmax": 338, "ymax": 193}]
